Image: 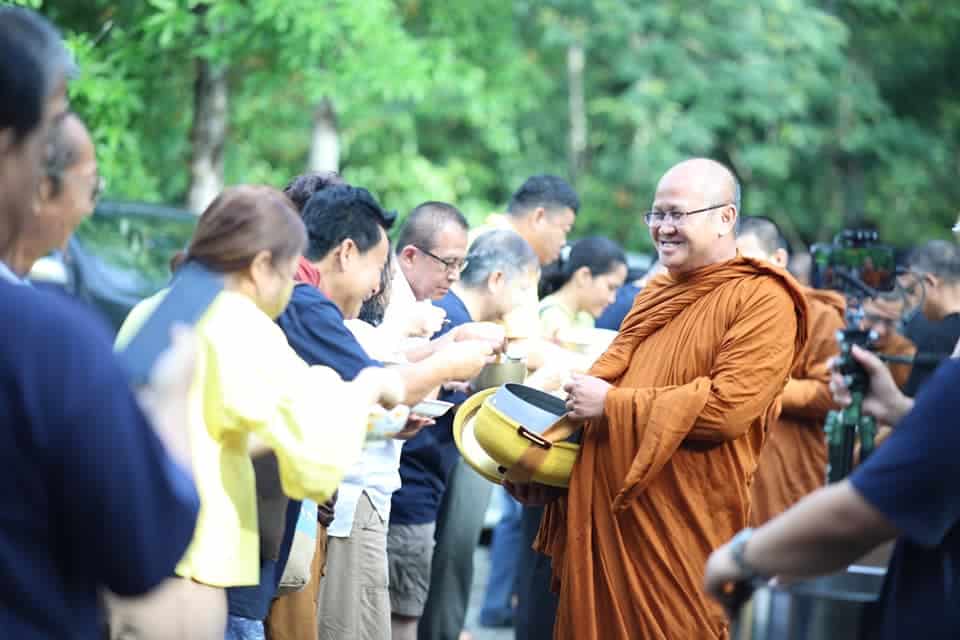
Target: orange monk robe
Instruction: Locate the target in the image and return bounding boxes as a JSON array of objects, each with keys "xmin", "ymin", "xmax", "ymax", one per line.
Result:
[
  {"xmin": 750, "ymin": 288, "xmax": 845, "ymax": 526},
  {"xmin": 535, "ymin": 257, "xmax": 809, "ymax": 640}
]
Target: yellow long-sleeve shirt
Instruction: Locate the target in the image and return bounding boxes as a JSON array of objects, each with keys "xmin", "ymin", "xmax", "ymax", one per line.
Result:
[{"xmin": 116, "ymin": 289, "xmax": 369, "ymax": 586}]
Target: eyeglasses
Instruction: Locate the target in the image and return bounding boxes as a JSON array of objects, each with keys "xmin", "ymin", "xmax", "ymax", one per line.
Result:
[
  {"xmin": 60, "ymin": 172, "xmax": 105, "ymax": 203},
  {"xmin": 415, "ymin": 246, "xmax": 468, "ymax": 274},
  {"xmin": 643, "ymin": 203, "xmax": 731, "ymax": 227}
]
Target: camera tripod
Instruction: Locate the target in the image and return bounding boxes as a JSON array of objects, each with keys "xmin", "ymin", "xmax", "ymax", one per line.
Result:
[{"xmin": 824, "ymin": 323, "xmax": 877, "ymax": 483}]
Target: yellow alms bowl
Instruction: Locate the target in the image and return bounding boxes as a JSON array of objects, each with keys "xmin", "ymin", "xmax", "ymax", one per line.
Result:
[{"xmin": 452, "ymin": 388, "xmax": 578, "ymax": 488}]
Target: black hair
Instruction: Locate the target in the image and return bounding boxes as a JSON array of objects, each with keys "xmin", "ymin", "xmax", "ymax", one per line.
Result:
[
  {"xmin": 739, "ymin": 216, "xmax": 790, "ymax": 254},
  {"xmin": 301, "ymin": 185, "xmax": 394, "ymax": 261},
  {"xmin": 0, "ymin": 7, "xmax": 74, "ymax": 144},
  {"xmin": 539, "ymin": 236, "xmax": 627, "ymax": 298},
  {"xmin": 395, "ymin": 201, "xmax": 469, "ymax": 252},
  {"xmin": 507, "ymin": 175, "xmax": 580, "ymax": 217}
]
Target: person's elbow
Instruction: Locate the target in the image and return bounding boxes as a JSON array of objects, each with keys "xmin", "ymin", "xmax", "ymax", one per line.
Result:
[{"xmin": 105, "ymin": 478, "xmax": 200, "ymax": 595}]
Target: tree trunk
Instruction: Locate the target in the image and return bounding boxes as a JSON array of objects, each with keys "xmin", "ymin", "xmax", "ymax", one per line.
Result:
[
  {"xmin": 567, "ymin": 39, "xmax": 587, "ymax": 186},
  {"xmin": 309, "ymin": 96, "xmax": 340, "ymax": 173},
  {"xmin": 187, "ymin": 56, "xmax": 228, "ymax": 214}
]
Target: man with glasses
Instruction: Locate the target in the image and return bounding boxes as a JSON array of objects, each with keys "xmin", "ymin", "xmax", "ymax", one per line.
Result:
[
  {"xmin": 897, "ymin": 240, "xmax": 960, "ymax": 395},
  {"xmin": 8, "ymin": 112, "xmax": 100, "ymax": 280},
  {"xmin": 392, "ymin": 200, "xmax": 470, "ymax": 306},
  {"xmin": 510, "ymin": 158, "xmax": 809, "ymax": 639}
]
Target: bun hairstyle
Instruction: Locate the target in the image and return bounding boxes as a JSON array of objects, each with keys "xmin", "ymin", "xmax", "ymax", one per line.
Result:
[
  {"xmin": 170, "ymin": 185, "xmax": 306, "ymax": 274},
  {"xmin": 283, "ymin": 171, "xmax": 347, "ymax": 213},
  {"xmin": 538, "ymin": 236, "xmax": 627, "ymax": 299}
]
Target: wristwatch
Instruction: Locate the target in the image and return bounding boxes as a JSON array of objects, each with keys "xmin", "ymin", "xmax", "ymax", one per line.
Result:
[{"xmin": 729, "ymin": 527, "xmax": 764, "ymax": 582}]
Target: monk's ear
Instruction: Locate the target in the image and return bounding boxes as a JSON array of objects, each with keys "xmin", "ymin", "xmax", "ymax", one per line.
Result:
[
  {"xmin": 773, "ymin": 248, "xmax": 789, "ymax": 268},
  {"xmin": 717, "ymin": 205, "xmax": 737, "ymax": 237}
]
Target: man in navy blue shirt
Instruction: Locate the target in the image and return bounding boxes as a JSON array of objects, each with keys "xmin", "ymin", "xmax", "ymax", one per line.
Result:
[
  {"xmin": 0, "ymin": 9, "xmax": 200, "ymax": 638},
  {"xmin": 275, "ymin": 185, "xmax": 494, "ymax": 640},
  {"xmin": 705, "ymin": 344, "xmax": 960, "ymax": 638}
]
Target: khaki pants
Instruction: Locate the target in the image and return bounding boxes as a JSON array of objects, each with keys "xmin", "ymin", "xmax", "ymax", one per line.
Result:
[
  {"xmin": 317, "ymin": 492, "xmax": 390, "ymax": 640},
  {"xmin": 265, "ymin": 527, "xmax": 329, "ymax": 640},
  {"xmin": 106, "ymin": 577, "xmax": 227, "ymax": 640}
]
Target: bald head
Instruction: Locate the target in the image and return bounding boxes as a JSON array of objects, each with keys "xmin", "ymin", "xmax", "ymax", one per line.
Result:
[
  {"xmin": 657, "ymin": 158, "xmax": 740, "ymax": 219},
  {"xmin": 650, "ymin": 158, "xmax": 741, "ymax": 275}
]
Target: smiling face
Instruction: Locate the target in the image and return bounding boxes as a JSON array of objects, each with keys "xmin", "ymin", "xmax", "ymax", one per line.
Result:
[{"xmin": 648, "ymin": 160, "xmax": 738, "ymax": 276}]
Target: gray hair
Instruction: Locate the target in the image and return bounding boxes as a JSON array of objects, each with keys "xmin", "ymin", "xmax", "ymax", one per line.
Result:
[
  {"xmin": 908, "ymin": 240, "xmax": 960, "ymax": 283},
  {"xmin": 44, "ymin": 112, "xmax": 84, "ymax": 196},
  {"xmin": 460, "ymin": 229, "xmax": 538, "ymax": 288}
]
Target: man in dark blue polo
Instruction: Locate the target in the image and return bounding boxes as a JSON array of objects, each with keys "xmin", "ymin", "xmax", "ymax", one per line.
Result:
[
  {"xmin": 0, "ymin": 8, "xmax": 200, "ymax": 637},
  {"xmin": 706, "ymin": 344, "xmax": 960, "ymax": 639}
]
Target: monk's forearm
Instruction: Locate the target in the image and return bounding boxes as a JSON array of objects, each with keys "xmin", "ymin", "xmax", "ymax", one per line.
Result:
[
  {"xmin": 780, "ymin": 377, "xmax": 836, "ymax": 420},
  {"xmin": 743, "ymin": 481, "xmax": 897, "ymax": 580}
]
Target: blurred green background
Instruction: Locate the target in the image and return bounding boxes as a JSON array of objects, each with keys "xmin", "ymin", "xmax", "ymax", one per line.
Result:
[{"xmin": 14, "ymin": 0, "xmax": 960, "ymax": 252}]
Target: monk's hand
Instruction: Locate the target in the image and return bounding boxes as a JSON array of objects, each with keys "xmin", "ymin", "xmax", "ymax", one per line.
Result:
[
  {"xmin": 828, "ymin": 345, "xmax": 912, "ymax": 425},
  {"xmin": 703, "ymin": 544, "xmax": 754, "ymax": 619},
  {"xmin": 563, "ymin": 373, "xmax": 611, "ymax": 420},
  {"xmin": 503, "ymin": 480, "xmax": 565, "ymax": 506}
]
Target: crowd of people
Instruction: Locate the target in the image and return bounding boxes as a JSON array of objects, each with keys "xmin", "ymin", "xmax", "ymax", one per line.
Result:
[{"xmin": 3, "ymin": 6, "xmax": 960, "ymax": 640}]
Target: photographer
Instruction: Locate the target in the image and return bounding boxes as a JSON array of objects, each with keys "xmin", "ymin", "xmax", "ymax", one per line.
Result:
[{"xmin": 704, "ymin": 343, "xmax": 960, "ymax": 639}]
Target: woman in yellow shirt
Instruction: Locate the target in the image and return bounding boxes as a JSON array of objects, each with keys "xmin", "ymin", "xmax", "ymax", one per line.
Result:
[
  {"xmin": 538, "ymin": 236, "xmax": 628, "ymax": 344},
  {"xmin": 109, "ymin": 185, "xmax": 403, "ymax": 640}
]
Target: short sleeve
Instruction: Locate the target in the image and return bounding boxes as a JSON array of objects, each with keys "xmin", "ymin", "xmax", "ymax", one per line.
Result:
[
  {"xmin": 851, "ymin": 359, "xmax": 960, "ymax": 547},
  {"xmin": 279, "ymin": 286, "xmax": 381, "ymax": 379}
]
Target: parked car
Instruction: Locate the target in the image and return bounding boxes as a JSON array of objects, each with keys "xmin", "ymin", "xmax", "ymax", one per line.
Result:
[{"xmin": 28, "ymin": 200, "xmax": 197, "ymax": 332}]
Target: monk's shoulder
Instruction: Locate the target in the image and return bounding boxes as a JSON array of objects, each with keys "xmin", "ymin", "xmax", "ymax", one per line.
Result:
[{"xmin": 724, "ymin": 272, "xmax": 799, "ymax": 315}]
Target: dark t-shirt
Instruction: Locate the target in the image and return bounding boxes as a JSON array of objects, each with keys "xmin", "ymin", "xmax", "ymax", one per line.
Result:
[
  {"xmin": 595, "ymin": 283, "xmax": 639, "ymax": 331},
  {"xmin": 0, "ymin": 281, "xmax": 199, "ymax": 638},
  {"xmin": 851, "ymin": 359, "xmax": 960, "ymax": 639},
  {"xmin": 390, "ymin": 291, "xmax": 472, "ymax": 526},
  {"xmin": 228, "ymin": 284, "xmax": 382, "ymax": 619},
  {"xmin": 902, "ymin": 312, "xmax": 960, "ymax": 396}
]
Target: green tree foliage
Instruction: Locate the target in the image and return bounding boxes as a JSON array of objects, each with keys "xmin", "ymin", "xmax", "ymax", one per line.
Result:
[{"xmin": 19, "ymin": 0, "xmax": 960, "ymax": 251}]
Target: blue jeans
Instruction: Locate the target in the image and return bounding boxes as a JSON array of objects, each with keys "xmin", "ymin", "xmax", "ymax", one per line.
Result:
[
  {"xmin": 479, "ymin": 487, "xmax": 523, "ymax": 626},
  {"xmin": 224, "ymin": 615, "xmax": 265, "ymax": 640}
]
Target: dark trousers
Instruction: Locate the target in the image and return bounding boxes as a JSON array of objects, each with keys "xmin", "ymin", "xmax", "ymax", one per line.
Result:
[{"xmin": 514, "ymin": 506, "xmax": 558, "ymax": 640}]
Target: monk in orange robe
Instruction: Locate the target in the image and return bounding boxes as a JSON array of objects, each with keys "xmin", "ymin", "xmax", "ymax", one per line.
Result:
[
  {"xmin": 736, "ymin": 217, "xmax": 846, "ymax": 526},
  {"xmin": 508, "ymin": 159, "xmax": 809, "ymax": 640}
]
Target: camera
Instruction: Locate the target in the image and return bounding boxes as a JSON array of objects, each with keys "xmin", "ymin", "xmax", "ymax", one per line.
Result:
[{"xmin": 810, "ymin": 230, "xmax": 897, "ymax": 298}]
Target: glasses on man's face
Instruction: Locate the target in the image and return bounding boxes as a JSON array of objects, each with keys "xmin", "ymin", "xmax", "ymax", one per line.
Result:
[
  {"xmin": 61, "ymin": 171, "xmax": 105, "ymax": 203},
  {"xmin": 415, "ymin": 246, "xmax": 468, "ymax": 274},
  {"xmin": 643, "ymin": 203, "xmax": 731, "ymax": 227}
]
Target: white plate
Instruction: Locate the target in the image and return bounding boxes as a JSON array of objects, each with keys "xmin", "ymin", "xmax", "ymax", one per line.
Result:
[{"xmin": 411, "ymin": 399, "xmax": 455, "ymax": 418}]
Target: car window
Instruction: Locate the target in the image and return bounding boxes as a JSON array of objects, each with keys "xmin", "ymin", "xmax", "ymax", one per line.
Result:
[{"xmin": 73, "ymin": 210, "xmax": 196, "ymax": 299}]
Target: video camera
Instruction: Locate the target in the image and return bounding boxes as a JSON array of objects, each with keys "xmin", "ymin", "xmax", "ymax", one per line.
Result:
[
  {"xmin": 810, "ymin": 230, "xmax": 900, "ymax": 483},
  {"xmin": 810, "ymin": 230, "xmax": 897, "ymax": 299}
]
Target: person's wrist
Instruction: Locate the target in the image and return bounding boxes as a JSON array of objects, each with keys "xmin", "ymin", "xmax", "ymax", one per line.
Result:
[
  {"xmin": 729, "ymin": 528, "xmax": 765, "ymax": 582},
  {"xmin": 889, "ymin": 393, "xmax": 913, "ymax": 425}
]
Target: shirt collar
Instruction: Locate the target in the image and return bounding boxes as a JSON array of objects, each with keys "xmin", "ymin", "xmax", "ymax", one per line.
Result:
[{"xmin": 0, "ymin": 260, "xmax": 28, "ymax": 286}]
